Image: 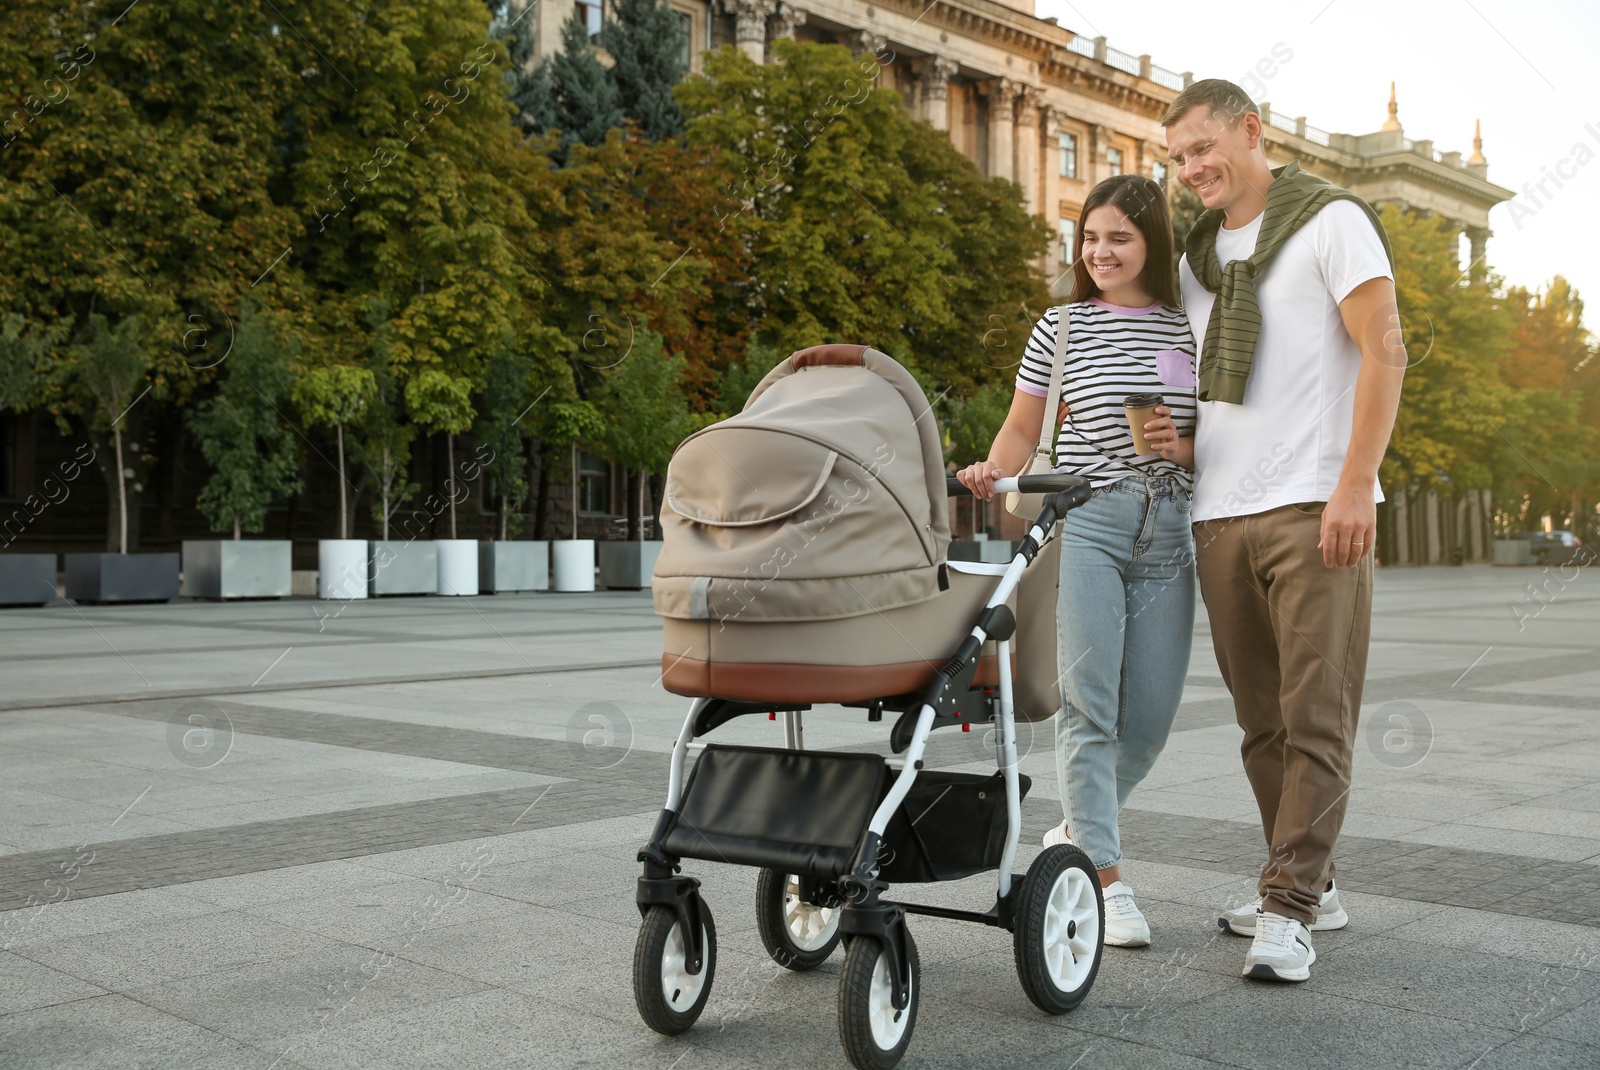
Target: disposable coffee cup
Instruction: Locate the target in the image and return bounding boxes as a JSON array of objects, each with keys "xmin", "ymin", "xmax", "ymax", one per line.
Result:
[{"xmin": 1125, "ymin": 393, "xmax": 1164, "ymax": 455}]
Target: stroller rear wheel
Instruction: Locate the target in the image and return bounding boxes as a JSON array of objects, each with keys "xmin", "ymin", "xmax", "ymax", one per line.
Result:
[
  {"xmin": 837, "ymin": 929, "xmax": 920, "ymax": 1070},
  {"xmin": 756, "ymin": 869, "xmax": 842, "ymax": 970},
  {"xmin": 633, "ymin": 903, "xmax": 717, "ymax": 1035},
  {"xmin": 1012, "ymin": 844, "xmax": 1103, "ymax": 1014}
]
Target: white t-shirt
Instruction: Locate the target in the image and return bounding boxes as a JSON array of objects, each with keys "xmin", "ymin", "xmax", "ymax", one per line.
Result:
[
  {"xmin": 1015, "ymin": 299, "xmax": 1197, "ymax": 490},
  {"xmin": 1179, "ymin": 198, "xmax": 1392, "ymax": 523}
]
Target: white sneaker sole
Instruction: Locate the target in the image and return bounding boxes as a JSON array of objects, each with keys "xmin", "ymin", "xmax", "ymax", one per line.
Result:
[
  {"xmin": 1244, "ymin": 943, "xmax": 1316, "ymax": 982},
  {"xmin": 1220, "ymin": 904, "xmax": 1348, "ymax": 936},
  {"xmin": 1105, "ymin": 928, "xmax": 1151, "ymax": 948}
]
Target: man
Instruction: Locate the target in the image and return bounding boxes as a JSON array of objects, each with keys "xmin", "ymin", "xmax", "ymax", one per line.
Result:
[{"xmin": 1161, "ymin": 80, "xmax": 1407, "ymax": 982}]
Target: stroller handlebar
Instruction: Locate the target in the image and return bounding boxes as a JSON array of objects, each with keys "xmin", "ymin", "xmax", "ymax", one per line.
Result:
[{"xmin": 945, "ymin": 473, "xmax": 1089, "ymax": 498}]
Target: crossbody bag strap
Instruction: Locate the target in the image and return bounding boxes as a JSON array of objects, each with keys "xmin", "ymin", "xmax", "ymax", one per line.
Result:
[{"xmin": 1035, "ymin": 305, "xmax": 1069, "ymax": 464}]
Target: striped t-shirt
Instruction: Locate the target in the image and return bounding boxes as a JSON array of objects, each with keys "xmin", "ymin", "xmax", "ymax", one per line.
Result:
[{"xmin": 1015, "ymin": 298, "xmax": 1198, "ymax": 490}]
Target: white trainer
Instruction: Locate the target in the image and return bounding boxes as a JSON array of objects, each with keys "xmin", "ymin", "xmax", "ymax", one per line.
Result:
[
  {"xmin": 1100, "ymin": 880, "xmax": 1151, "ymax": 948},
  {"xmin": 1219, "ymin": 880, "xmax": 1348, "ymax": 936},
  {"xmin": 1243, "ymin": 911, "xmax": 1315, "ymax": 982},
  {"xmin": 1042, "ymin": 822, "xmax": 1074, "ymax": 848}
]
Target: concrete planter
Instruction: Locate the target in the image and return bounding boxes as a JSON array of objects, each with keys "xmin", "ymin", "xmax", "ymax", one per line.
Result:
[
  {"xmin": 436, "ymin": 539, "xmax": 479, "ymax": 596},
  {"xmin": 479, "ymin": 541, "xmax": 548, "ymax": 594},
  {"xmin": 318, "ymin": 539, "xmax": 369, "ymax": 600},
  {"xmin": 64, "ymin": 552, "xmax": 180, "ymax": 604},
  {"xmin": 1493, "ymin": 540, "xmax": 1533, "ymax": 566},
  {"xmin": 551, "ymin": 539, "xmax": 596, "ymax": 592},
  {"xmin": 368, "ymin": 540, "xmax": 437, "ymax": 596},
  {"xmin": 598, "ymin": 540, "xmax": 663, "ymax": 590},
  {"xmin": 0, "ymin": 553, "xmax": 57, "ymax": 607},
  {"xmin": 180, "ymin": 540, "xmax": 292, "ymax": 600}
]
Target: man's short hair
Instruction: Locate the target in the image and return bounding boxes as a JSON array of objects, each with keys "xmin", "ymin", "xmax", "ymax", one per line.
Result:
[{"xmin": 1161, "ymin": 79, "xmax": 1259, "ymax": 129}]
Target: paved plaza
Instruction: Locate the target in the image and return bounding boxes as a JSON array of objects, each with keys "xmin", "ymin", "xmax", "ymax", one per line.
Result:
[{"xmin": 1, "ymin": 564, "xmax": 1598, "ymax": 1069}]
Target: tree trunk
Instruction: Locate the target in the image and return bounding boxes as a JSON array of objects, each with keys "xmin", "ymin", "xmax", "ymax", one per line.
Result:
[
  {"xmin": 648, "ymin": 472, "xmax": 664, "ymax": 540},
  {"xmin": 233, "ymin": 516, "xmax": 241, "ymax": 541},
  {"xmin": 626, "ymin": 466, "xmax": 641, "ymax": 541},
  {"xmin": 569, "ymin": 442, "xmax": 579, "ymax": 539},
  {"xmin": 448, "ymin": 432, "xmax": 458, "ymax": 539},
  {"xmin": 113, "ymin": 423, "xmax": 128, "ymax": 555},
  {"xmin": 336, "ymin": 423, "xmax": 347, "ymax": 540},
  {"xmin": 381, "ymin": 444, "xmax": 392, "ymax": 540},
  {"xmin": 532, "ymin": 439, "xmax": 550, "ymax": 540}
]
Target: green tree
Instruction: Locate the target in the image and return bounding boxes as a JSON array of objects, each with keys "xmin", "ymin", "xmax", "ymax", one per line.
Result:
[
  {"xmin": 676, "ymin": 41, "xmax": 1049, "ymax": 398},
  {"xmin": 593, "ymin": 328, "xmax": 704, "ymax": 537},
  {"xmin": 404, "ymin": 370, "xmax": 476, "ymax": 539},
  {"xmin": 524, "ymin": 10, "xmax": 622, "ymax": 163},
  {"xmin": 0, "ymin": 314, "xmax": 61, "ymax": 415},
  {"xmin": 189, "ymin": 309, "xmax": 304, "ymax": 539},
  {"xmin": 293, "ymin": 363, "xmax": 377, "ymax": 539},
  {"xmin": 1167, "ymin": 181, "xmax": 1204, "ymax": 275},
  {"xmin": 361, "ymin": 309, "xmax": 420, "ymax": 541},
  {"xmin": 600, "ymin": 0, "xmax": 687, "ymax": 140},
  {"xmin": 538, "ymin": 401, "xmax": 604, "ymax": 538},
  {"xmin": 64, "ymin": 315, "xmax": 149, "ymax": 554}
]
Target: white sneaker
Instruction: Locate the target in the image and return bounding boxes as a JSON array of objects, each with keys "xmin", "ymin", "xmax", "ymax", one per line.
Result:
[
  {"xmin": 1042, "ymin": 822, "xmax": 1074, "ymax": 848},
  {"xmin": 1243, "ymin": 911, "xmax": 1315, "ymax": 982},
  {"xmin": 1219, "ymin": 880, "xmax": 1348, "ymax": 936},
  {"xmin": 1100, "ymin": 880, "xmax": 1151, "ymax": 948}
]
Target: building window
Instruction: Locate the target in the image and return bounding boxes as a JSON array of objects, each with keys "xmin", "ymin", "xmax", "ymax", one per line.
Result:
[
  {"xmin": 579, "ymin": 453, "xmax": 611, "ymax": 514},
  {"xmin": 676, "ymin": 10, "xmax": 692, "ymax": 73},
  {"xmin": 1151, "ymin": 160, "xmax": 1168, "ymax": 187},
  {"xmin": 1106, "ymin": 147, "xmax": 1123, "ymax": 175},
  {"xmin": 1057, "ymin": 217, "xmax": 1076, "ymax": 267},
  {"xmin": 577, "ymin": 0, "xmax": 602, "ymax": 37},
  {"xmin": 1058, "ymin": 132, "xmax": 1077, "ymax": 179}
]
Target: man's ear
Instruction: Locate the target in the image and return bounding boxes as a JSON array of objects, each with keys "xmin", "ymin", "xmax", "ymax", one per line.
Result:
[{"xmin": 1240, "ymin": 111, "xmax": 1262, "ymax": 150}]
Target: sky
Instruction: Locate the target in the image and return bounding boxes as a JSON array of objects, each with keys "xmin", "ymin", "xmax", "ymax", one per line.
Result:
[{"xmin": 1034, "ymin": 0, "xmax": 1600, "ymax": 313}]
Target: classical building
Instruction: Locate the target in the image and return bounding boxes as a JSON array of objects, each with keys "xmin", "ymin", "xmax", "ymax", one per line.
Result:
[
  {"xmin": 532, "ymin": 0, "xmax": 1512, "ymax": 295},
  {"xmin": 520, "ymin": 0, "xmax": 1516, "ymax": 562}
]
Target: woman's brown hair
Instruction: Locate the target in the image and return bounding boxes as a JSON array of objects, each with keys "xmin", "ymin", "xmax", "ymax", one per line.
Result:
[{"xmin": 1068, "ymin": 174, "xmax": 1179, "ymax": 308}]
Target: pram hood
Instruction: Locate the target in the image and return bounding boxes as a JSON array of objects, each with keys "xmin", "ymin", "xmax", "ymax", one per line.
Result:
[{"xmin": 653, "ymin": 346, "xmax": 952, "ymax": 623}]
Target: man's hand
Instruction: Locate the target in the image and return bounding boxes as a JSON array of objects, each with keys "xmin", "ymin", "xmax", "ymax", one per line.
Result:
[{"xmin": 1319, "ymin": 482, "xmax": 1375, "ymax": 568}]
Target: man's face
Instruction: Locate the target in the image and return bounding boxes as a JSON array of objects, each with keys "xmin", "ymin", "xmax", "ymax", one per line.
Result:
[{"xmin": 1166, "ymin": 104, "xmax": 1259, "ymax": 214}]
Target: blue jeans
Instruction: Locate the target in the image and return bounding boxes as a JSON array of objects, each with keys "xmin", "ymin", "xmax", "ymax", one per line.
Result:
[{"xmin": 1055, "ymin": 474, "xmax": 1195, "ymax": 871}]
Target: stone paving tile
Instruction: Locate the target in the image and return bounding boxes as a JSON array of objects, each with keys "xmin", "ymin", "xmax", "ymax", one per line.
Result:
[
  {"xmin": 0, "ymin": 950, "xmax": 108, "ymax": 1015},
  {"xmin": 1458, "ymin": 1035, "xmax": 1600, "ymax": 1070},
  {"xmin": 0, "ymin": 992, "xmax": 301, "ymax": 1070},
  {"xmin": 1539, "ymin": 996, "xmax": 1600, "ymax": 1050}
]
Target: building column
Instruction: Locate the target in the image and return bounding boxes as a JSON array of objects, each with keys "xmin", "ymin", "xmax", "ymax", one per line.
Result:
[
  {"xmin": 984, "ymin": 78, "xmax": 1019, "ymax": 183},
  {"xmin": 770, "ymin": 1, "xmax": 805, "ymax": 39},
  {"xmin": 1092, "ymin": 123, "xmax": 1112, "ymax": 183},
  {"xmin": 1466, "ymin": 225, "xmax": 1489, "ymax": 268},
  {"xmin": 1042, "ymin": 107, "xmax": 1064, "ymax": 268},
  {"xmin": 1014, "ymin": 86, "xmax": 1040, "ymax": 215},
  {"xmin": 729, "ymin": 0, "xmax": 774, "ymax": 63},
  {"xmin": 848, "ymin": 29, "xmax": 887, "ymax": 57},
  {"xmin": 915, "ymin": 55, "xmax": 957, "ymax": 131}
]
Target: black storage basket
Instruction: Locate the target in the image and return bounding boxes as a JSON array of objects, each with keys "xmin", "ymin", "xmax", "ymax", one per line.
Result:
[
  {"xmin": 878, "ymin": 769, "xmax": 1031, "ymax": 884},
  {"xmin": 660, "ymin": 745, "xmax": 1028, "ymax": 883}
]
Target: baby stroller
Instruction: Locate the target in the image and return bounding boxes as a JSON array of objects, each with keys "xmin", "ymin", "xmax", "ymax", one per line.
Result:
[{"xmin": 634, "ymin": 344, "xmax": 1104, "ymax": 1069}]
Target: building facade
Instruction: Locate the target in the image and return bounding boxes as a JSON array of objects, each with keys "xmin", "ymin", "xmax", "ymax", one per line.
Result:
[{"xmin": 535, "ymin": 0, "xmax": 1511, "ymax": 296}]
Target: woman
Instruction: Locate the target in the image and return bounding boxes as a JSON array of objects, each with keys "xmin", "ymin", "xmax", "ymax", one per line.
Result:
[{"xmin": 956, "ymin": 174, "xmax": 1196, "ymax": 947}]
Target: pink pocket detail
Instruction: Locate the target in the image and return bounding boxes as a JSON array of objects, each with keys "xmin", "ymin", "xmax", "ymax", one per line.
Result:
[{"xmin": 1154, "ymin": 350, "xmax": 1196, "ymax": 389}]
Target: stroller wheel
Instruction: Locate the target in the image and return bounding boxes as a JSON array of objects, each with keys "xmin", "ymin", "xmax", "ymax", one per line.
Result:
[
  {"xmin": 1012, "ymin": 844, "xmax": 1103, "ymax": 1014},
  {"xmin": 756, "ymin": 869, "xmax": 842, "ymax": 970},
  {"xmin": 838, "ymin": 928, "xmax": 919, "ymax": 1070},
  {"xmin": 633, "ymin": 903, "xmax": 717, "ymax": 1035}
]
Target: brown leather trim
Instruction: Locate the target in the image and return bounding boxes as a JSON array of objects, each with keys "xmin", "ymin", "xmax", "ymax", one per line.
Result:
[
  {"xmin": 789, "ymin": 344, "xmax": 868, "ymax": 370},
  {"xmin": 661, "ymin": 653, "xmax": 1016, "ymax": 703}
]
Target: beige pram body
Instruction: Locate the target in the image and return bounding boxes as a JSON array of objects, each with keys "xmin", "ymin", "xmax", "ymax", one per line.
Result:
[{"xmin": 632, "ymin": 344, "xmax": 1103, "ymax": 1070}]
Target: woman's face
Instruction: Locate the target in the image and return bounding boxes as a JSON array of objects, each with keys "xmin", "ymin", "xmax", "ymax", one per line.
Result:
[{"xmin": 1080, "ymin": 204, "xmax": 1148, "ymax": 297}]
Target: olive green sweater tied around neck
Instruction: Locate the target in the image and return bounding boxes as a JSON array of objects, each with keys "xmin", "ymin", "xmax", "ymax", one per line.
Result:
[{"xmin": 1184, "ymin": 160, "xmax": 1395, "ymax": 405}]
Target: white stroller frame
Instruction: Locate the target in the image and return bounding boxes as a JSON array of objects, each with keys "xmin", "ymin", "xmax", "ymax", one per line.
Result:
[{"xmin": 634, "ymin": 474, "xmax": 1105, "ymax": 1070}]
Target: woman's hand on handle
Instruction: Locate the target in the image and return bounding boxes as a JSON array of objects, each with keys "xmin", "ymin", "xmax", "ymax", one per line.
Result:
[{"xmin": 955, "ymin": 461, "xmax": 1006, "ymax": 501}]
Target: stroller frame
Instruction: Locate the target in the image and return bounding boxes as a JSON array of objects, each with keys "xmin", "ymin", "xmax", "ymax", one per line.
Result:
[{"xmin": 634, "ymin": 475, "xmax": 1103, "ymax": 1069}]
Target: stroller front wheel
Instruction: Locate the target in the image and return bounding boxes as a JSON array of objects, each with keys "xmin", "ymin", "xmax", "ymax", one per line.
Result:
[
  {"xmin": 756, "ymin": 869, "xmax": 842, "ymax": 970},
  {"xmin": 838, "ymin": 928, "xmax": 919, "ymax": 1070},
  {"xmin": 633, "ymin": 903, "xmax": 717, "ymax": 1035},
  {"xmin": 1013, "ymin": 844, "xmax": 1103, "ymax": 1014}
]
